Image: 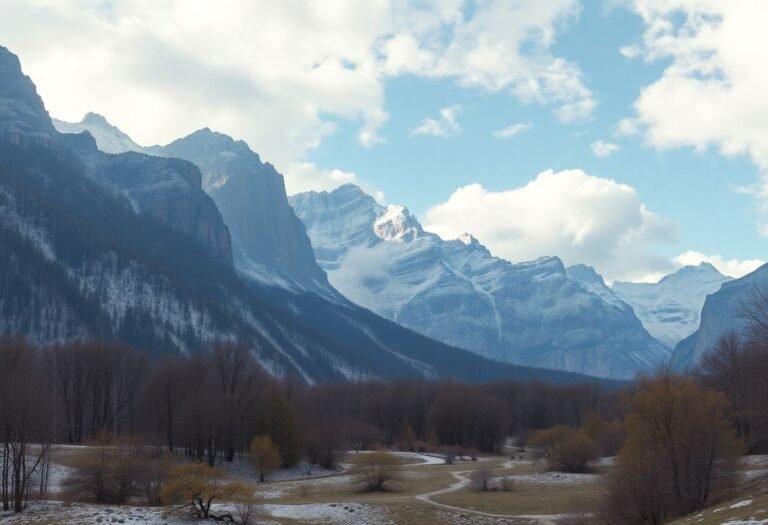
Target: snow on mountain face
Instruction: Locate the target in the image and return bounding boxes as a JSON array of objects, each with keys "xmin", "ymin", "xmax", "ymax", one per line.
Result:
[
  {"xmin": 612, "ymin": 263, "xmax": 731, "ymax": 349},
  {"xmin": 672, "ymin": 263, "xmax": 768, "ymax": 369},
  {"xmin": 290, "ymin": 185, "xmax": 670, "ymax": 379},
  {"xmin": 566, "ymin": 264, "xmax": 630, "ymax": 311}
]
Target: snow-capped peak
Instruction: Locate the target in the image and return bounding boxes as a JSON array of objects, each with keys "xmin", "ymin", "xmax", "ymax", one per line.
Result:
[
  {"xmin": 458, "ymin": 232, "xmax": 478, "ymax": 245},
  {"xmin": 373, "ymin": 204, "xmax": 422, "ymax": 242},
  {"xmin": 53, "ymin": 112, "xmax": 146, "ymax": 154}
]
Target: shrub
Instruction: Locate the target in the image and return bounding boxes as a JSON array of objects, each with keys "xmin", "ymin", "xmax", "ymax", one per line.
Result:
[
  {"xmin": 554, "ymin": 433, "xmax": 599, "ymax": 473},
  {"xmin": 352, "ymin": 451, "xmax": 401, "ymax": 492},
  {"xmin": 62, "ymin": 434, "xmax": 162, "ymax": 505},
  {"xmin": 161, "ymin": 463, "xmax": 249, "ymax": 521},
  {"xmin": 530, "ymin": 426, "xmax": 598, "ymax": 473},
  {"xmin": 470, "ymin": 468, "xmax": 492, "ymax": 492}
]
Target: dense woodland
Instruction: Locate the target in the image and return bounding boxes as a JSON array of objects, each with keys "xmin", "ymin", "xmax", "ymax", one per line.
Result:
[{"xmin": 2, "ymin": 291, "xmax": 768, "ymax": 521}]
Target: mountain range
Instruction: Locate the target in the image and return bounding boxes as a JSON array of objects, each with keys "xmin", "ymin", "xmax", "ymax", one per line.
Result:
[
  {"xmin": 2, "ymin": 44, "xmax": 600, "ymax": 385},
  {"xmin": 290, "ymin": 185, "xmax": 673, "ymax": 379},
  {"xmin": 37, "ymin": 47, "xmax": 748, "ymax": 381}
]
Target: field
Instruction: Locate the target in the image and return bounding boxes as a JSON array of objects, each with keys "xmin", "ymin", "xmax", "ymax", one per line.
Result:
[{"xmin": 1, "ymin": 447, "xmax": 767, "ymax": 524}]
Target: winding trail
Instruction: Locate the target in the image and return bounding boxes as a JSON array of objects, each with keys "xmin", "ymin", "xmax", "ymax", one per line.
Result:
[{"xmin": 411, "ymin": 462, "xmax": 585, "ymax": 524}]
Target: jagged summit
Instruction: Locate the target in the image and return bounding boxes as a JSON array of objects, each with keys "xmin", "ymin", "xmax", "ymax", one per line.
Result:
[
  {"xmin": 374, "ymin": 204, "xmax": 422, "ymax": 242},
  {"xmin": 53, "ymin": 112, "xmax": 144, "ymax": 154}
]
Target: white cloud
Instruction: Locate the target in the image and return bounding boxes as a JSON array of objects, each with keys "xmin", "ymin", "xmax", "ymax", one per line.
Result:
[
  {"xmin": 412, "ymin": 106, "xmax": 462, "ymax": 138},
  {"xmin": 423, "ymin": 169, "xmax": 677, "ymax": 282},
  {"xmin": 591, "ymin": 140, "xmax": 620, "ymax": 157},
  {"xmin": 624, "ymin": 1, "xmax": 768, "ymax": 228},
  {"xmin": 615, "ymin": 118, "xmax": 639, "ymax": 137},
  {"xmin": 673, "ymin": 250, "xmax": 764, "ymax": 279},
  {"xmin": 494, "ymin": 122, "xmax": 533, "ymax": 138},
  {"xmin": 0, "ymin": 0, "xmax": 594, "ymax": 192}
]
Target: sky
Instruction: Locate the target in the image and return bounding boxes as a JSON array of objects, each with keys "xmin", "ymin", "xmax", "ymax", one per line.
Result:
[{"xmin": 0, "ymin": 0, "xmax": 766, "ymax": 282}]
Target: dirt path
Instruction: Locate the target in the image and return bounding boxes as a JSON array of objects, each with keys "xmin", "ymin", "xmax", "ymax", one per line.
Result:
[{"xmin": 411, "ymin": 463, "xmax": 583, "ymax": 524}]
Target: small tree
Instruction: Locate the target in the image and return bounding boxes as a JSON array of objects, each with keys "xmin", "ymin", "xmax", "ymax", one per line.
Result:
[
  {"xmin": 352, "ymin": 451, "xmax": 401, "ymax": 492},
  {"xmin": 249, "ymin": 435, "xmax": 281, "ymax": 483},
  {"xmin": 398, "ymin": 425, "xmax": 417, "ymax": 451},
  {"xmin": 471, "ymin": 468, "xmax": 492, "ymax": 492},
  {"xmin": 160, "ymin": 463, "xmax": 248, "ymax": 521}
]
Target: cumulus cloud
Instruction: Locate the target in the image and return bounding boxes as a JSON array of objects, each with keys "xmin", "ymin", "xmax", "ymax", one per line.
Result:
[
  {"xmin": 412, "ymin": 106, "xmax": 462, "ymax": 138},
  {"xmin": 673, "ymin": 251, "xmax": 764, "ymax": 279},
  {"xmin": 423, "ymin": 169, "xmax": 677, "ymax": 282},
  {"xmin": 591, "ymin": 140, "xmax": 620, "ymax": 157},
  {"xmin": 494, "ymin": 122, "xmax": 533, "ymax": 138},
  {"xmin": 0, "ymin": 0, "xmax": 594, "ymax": 192},
  {"xmin": 624, "ymin": 1, "xmax": 768, "ymax": 229},
  {"xmin": 614, "ymin": 118, "xmax": 639, "ymax": 137}
]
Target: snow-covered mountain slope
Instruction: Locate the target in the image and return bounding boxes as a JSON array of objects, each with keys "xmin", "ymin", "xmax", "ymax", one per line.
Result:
[
  {"xmin": 53, "ymin": 117, "xmax": 336, "ymax": 297},
  {"xmin": 3, "ymin": 45, "xmax": 600, "ymax": 385},
  {"xmin": 290, "ymin": 184, "xmax": 670, "ymax": 379},
  {"xmin": 612, "ymin": 263, "xmax": 731, "ymax": 348},
  {"xmin": 672, "ymin": 263, "xmax": 768, "ymax": 369}
]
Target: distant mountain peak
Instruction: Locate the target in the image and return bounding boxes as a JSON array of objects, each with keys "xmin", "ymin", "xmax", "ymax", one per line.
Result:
[
  {"xmin": 81, "ymin": 112, "xmax": 111, "ymax": 126},
  {"xmin": 373, "ymin": 204, "xmax": 422, "ymax": 242},
  {"xmin": 53, "ymin": 112, "xmax": 144, "ymax": 154},
  {"xmin": 567, "ymin": 263, "xmax": 606, "ymax": 285},
  {"xmin": 171, "ymin": 128, "xmax": 261, "ymax": 163},
  {"xmin": 613, "ymin": 263, "xmax": 732, "ymax": 348}
]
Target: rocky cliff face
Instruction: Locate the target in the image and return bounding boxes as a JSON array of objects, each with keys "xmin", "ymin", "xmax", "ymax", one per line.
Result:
[
  {"xmin": 0, "ymin": 48, "xmax": 55, "ymax": 139},
  {"xmin": 612, "ymin": 263, "xmax": 731, "ymax": 349},
  {"xmin": 54, "ymin": 117, "xmax": 335, "ymax": 296},
  {"xmin": 158, "ymin": 130, "xmax": 334, "ymax": 294},
  {"xmin": 291, "ymin": 184, "xmax": 670, "ymax": 379}
]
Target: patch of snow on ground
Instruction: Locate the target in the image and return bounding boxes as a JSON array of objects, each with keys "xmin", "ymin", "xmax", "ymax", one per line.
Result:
[
  {"xmin": 504, "ymin": 472, "xmax": 599, "ymax": 485},
  {"xmin": 261, "ymin": 502, "xmax": 393, "ymax": 524},
  {"xmin": 216, "ymin": 456, "xmax": 339, "ymax": 483},
  {"xmin": 0, "ymin": 501, "xmax": 171, "ymax": 524},
  {"xmin": 731, "ymin": 500, "xmax": 754, "ymax": 509},
  {"xmin": 722, "ymin": 521, "xmax": 768, "ymax": 525}
]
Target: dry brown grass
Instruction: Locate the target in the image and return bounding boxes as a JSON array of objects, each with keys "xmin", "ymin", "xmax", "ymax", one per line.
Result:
[{"xmin": 432, "ymin": 479, "xmax": 603, "ymax": 516}]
